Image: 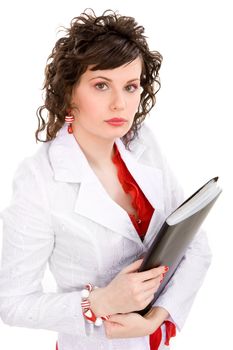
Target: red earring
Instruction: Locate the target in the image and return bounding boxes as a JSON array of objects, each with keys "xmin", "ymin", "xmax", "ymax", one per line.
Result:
[{"xmin": 65, "ymin": 111, "xmax": 75, "ymax": 134}]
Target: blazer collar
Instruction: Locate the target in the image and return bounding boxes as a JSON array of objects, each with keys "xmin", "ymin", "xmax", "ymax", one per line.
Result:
[
  {"xmin": 48, "ymin": 125, "xmax": 164, "ymax": 246},
  {"xmin": 48, "ymin": 125, "xmax": 147, "ymax": 182}
]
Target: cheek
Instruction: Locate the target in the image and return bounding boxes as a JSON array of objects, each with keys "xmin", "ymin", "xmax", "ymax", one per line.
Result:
[
  {"xmin": 74, "ymin": 93, "xmax": 93, "ymax": 115},
  {"xmin": 77, "ymin": 97, "xmax": 105, "ymax": 124},
  {"xmin": 129, "ymin": 96, "xmax": 141, "ymax": 112}
]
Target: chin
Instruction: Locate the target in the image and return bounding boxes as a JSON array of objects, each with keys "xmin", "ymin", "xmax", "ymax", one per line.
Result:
[
  {"xmin": 106, "ymin": 124, "xmax": 132, "ymax": 137},
  {"xmin": 111, "ymin": 129, "xmax": 130, "ymax": 140}
]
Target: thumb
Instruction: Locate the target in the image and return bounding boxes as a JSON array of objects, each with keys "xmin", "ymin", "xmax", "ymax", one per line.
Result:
[{"xmin": 119, "ymin": 258, "xmax": 143, "ymax": 274}]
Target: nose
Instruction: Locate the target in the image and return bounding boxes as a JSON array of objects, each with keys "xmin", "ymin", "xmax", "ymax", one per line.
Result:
[{"xmin": 109, "ymin": 90, "xmax": 126, "ymax": 111}]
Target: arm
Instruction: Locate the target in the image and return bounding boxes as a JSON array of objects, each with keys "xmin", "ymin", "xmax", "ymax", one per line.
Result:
[
  {"xmin": 100, "ymin": 306, "xmax": 170, "ymax": 339},
  {"xmin": 0, "ymin": 159, "xmax": 87, "ymax": 336},
  {"xmin": 86, "ymin": 263, "xmax": 170, "ymax": 339},
  {"xmin": 144, "ymin": 306, "xmax": 169, "ymax": 330}
]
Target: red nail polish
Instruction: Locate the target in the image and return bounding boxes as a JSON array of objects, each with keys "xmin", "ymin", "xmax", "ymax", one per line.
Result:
[{"xmin": 164, "ymin": 266, "xmax": 169, "ymax": 272}]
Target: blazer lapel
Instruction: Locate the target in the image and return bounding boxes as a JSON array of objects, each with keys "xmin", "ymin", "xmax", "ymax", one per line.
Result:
[
  {"xmin": 114, "ymin": 138, "xmax": 165, "ymax": 245},
  {"xmin": 48, "ymin": 125, "xmax": 164, "ymax": 245},
  {"xmin": 115, "ymin": 138, "xmax": 164, "ymax": 213}
]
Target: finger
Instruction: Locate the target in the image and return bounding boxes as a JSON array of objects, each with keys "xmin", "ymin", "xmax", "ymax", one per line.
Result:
[
  {"xmin": 141, "ymin": 275, "xmax": 163, "ymax": 291},
  {"xmin": 143, "ymin": 288, "xmax": 158, "ymax": 301},
  {"xmin": 144, "ymin": 283, "xmax": 161, "ymax": 296},
  {"xmin": 119, "ymin": 259, "xmax": 143, "ymax": 274},
  {"xmin": 144, "ymin": 286, "xmax": 161, "ymax": 303},
  {"xmin": 136, "ymin": 266, "xmax": 168, "ymax": 282},
  {"xmin": 144, "ymin": 294, "xmax": 155, "ymax": 307},
  {"xmin": 133, "ymin": 293, "xmax": 155, "ymax": 311}
]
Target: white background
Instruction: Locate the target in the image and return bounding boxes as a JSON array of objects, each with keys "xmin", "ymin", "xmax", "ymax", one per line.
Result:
[{"xmin": 0, "ymin": 0, "xmax": 232, "ymax": 349}]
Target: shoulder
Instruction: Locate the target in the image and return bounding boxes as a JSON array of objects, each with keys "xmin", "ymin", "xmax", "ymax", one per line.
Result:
[
  {"xmin": 134, "ymin": 121, "xmax": 160, "ymax": 148},
  {"xmin": 135, "ymin": 122, "xmax": 184, "ymax": 212},
  {"xmin": 17, "ymin": 142, "xmax": 52, "ymax": 171},
  {"xmin": 0, "ymin": 143, "xmax": 54, "ymax": 223},
  {"xmin": 12, "ymin": 142, "xmax": 53, "ymax": 191},
  {"xmin": 131, "ymin": 122, "xmax": 165, "ymax": 169}
]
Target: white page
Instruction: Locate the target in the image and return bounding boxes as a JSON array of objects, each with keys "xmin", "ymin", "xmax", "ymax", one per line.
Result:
[{"xmin": 167, "ymin": 180, "xmax": 222, "ymax": 225}]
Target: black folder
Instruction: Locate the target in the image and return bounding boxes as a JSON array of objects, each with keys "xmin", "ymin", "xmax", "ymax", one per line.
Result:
[{"xmin": 136, "ymin": 177, "xmax": 222, "ymax": 316}]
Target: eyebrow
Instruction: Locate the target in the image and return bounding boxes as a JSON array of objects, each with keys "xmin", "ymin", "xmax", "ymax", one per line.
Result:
[{"xmin": 89, "ymin": 76, "xmax": 140, "ymax": 83}]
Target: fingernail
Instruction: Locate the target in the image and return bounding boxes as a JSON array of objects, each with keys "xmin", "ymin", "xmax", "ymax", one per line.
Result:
[{"xmin": 164, "ymin": 266, "xmax": 169, "ymax": 272}]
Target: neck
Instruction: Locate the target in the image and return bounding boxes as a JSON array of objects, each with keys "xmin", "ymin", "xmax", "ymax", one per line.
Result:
[{"xmin": 72, "ymin": 126, "xmax": 115, "ymax": 169}]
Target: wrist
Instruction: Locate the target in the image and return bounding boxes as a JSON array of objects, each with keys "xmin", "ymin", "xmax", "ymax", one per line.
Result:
[
  {"xmin": 144, "ymin": 307, "xmax": 169, "ymax": 332},
  {"xmin": 88, "ymin": 286, "xmax": 112, "ymax": 317},
  {"xmin": 81, "ymin": 284, "xmax": 110, "ymax": 327}
]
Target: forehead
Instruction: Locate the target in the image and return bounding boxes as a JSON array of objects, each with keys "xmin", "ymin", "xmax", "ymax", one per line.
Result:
[{"xmin": 83, "ymin": 57, "xmax": 142, "ymax": 82}]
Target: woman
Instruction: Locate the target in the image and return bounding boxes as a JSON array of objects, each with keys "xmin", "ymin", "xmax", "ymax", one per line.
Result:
[{"xmin": 0, "ymin": 9, "xmax": 212, "ymax": 350}]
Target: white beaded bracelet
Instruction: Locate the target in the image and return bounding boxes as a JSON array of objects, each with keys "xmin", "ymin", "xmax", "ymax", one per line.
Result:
[{"xmin": 81, "ymin": 283, "xmax": 109, "ymax": 326}]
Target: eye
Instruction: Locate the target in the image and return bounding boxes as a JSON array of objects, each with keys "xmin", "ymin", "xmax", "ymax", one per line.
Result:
[
  {"xmin": 95, "ymin": 82, "xmax": 108, "ymax": 91},
  {"xmin": 125, "ymin": 84, "xmax": 139, "ymax": 93}
]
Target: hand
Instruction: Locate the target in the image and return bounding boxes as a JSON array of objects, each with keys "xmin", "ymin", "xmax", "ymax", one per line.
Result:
[
  {"xmin": 143, "ymin": 306, "xmax": 170, "ymax": 330},
  {"xmin": 103, "ymin": 259, "xmax": 168, "ymax": 315},
  {"xmin": 103, "ymin": 312, "xmax": 155, "ymax": 339}
]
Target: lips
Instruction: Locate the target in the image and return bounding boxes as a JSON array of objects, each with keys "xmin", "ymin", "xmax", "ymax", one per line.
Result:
[{"xmin": 105, "ymin": 118, "xmax": 127, "ymax": 122}]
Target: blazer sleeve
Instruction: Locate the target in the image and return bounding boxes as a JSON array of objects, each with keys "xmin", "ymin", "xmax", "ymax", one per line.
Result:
[
  {"xmin": 141, "ymin": 124, "xmax": 212, "ymax": 331},
  {"xmin": 0, "ymin": 159, "xmax": 88, "ymax": 336}
]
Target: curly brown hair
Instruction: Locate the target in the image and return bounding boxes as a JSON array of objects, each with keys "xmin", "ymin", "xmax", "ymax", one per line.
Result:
[{"xmin": 35, "ymin": 9, "xmax": 163, "ymax": 147}]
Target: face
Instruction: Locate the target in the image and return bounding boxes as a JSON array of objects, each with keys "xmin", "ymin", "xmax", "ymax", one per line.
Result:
[{"xmin": 70, "ymin": 56, "xmax": 142, "ymax": 142}]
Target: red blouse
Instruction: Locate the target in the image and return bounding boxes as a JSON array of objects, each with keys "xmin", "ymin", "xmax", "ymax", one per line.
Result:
[
  {"xmin": 112, "ymin": 143, "xmax": 154, "ymax": 239},
  {"xmin": 112, "ymin": 143, "xmax": 176, "ymax": 350}
]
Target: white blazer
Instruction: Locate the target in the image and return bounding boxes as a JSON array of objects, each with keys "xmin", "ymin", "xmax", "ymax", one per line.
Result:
[{"xmin": 0, "ymin": 123, "xmax": 212, "ymax": 350}]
